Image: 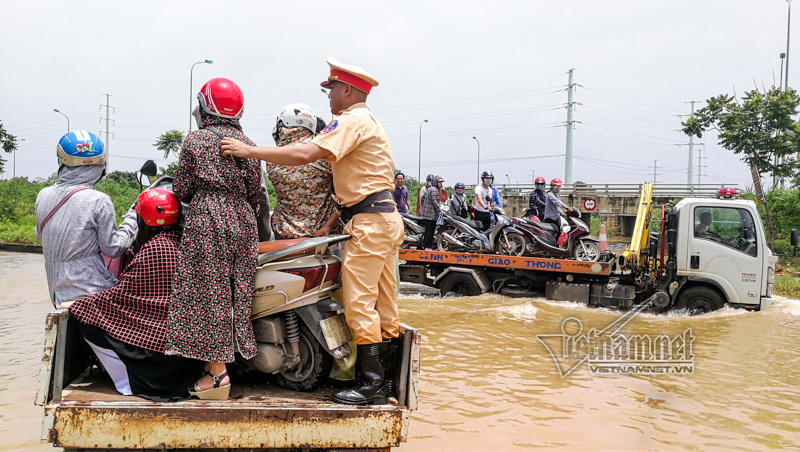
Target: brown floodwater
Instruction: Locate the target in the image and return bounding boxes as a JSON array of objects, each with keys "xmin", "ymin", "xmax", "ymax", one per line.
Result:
[{"xmin": 2, "ymin": 251, "xmax": 800, "ymax": 451}]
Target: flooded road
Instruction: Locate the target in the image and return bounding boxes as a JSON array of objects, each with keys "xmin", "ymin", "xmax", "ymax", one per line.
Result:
[{"xmin": 3, "ymin": 251, "xmax": 800, "ymax": 450}]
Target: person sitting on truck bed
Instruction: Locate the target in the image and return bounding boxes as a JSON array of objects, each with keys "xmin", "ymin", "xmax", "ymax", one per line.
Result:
[{"xmin": 64, "ymin": 188, "xmax": 199, "ymax": 402}]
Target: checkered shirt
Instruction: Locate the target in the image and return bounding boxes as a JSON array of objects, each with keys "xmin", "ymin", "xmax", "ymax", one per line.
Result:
[{"xmin": 69, "ymin": 232, "xmax": 181, "ymax": 353}]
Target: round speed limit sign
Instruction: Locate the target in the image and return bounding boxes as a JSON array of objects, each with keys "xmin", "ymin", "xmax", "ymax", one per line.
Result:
[{"xmin": 583, "ymin": 197, "xmax": 596, "ymax": 211}]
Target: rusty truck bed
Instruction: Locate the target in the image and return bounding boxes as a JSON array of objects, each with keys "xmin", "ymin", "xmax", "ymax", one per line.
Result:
[
  {"xmin": 37, "ymin": 310, "xmax": 420, "ymax": 451},
  {"xmin": 47, "ymin": 375, "xmax": 408, "ymax": 450}
]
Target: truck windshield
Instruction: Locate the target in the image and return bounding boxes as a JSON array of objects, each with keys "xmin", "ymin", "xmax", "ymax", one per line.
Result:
[{"xmin": 693, "ymin": 207, "xmax": 757, "ymax": 257}]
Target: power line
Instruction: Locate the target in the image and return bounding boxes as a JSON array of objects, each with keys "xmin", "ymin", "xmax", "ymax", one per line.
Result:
[
  {"xmin": 582, "ymin": 87, "xmax": 684, "ymax": 114},
  {"xmin": 579, "ymin": 94, "xmax": 681, "ymax": 117},
  {"xmin": 578, "ymin": 129, "xmax": 685, "ymax": 147},
  {"xmin": 581, "ymin": 123, "xmax": 683, "ymax": 142},
  {"xmin": 578, "ymin": 111, "xmax": 679, "ymax": 132}
]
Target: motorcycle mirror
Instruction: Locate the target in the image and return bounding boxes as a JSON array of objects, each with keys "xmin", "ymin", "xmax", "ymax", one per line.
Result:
[
  {"xmin": 137, "ymin": 160, "xmax": 158, "ymax": 192},
  {"xmin": 140, "ymin": 160, "xmax": 158, "ymax": 177}
]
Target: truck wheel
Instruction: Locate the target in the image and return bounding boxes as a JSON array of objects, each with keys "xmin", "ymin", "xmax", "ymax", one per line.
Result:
[
  {"xmin": 276, "ymin": 323, "xmax": 333, "ymax": 392},
  {"xmin": 675, "ymin": 286, "xmax": 725, "ymax": 315},
  {"xmin": 436, "ymin": 227, "xmax": 459, "ymax": 251},
  {"xmin": 439, "ymin": 272, "xmax": 482, "ymax": 297},
  {"xmin": 573, "ymin": 239, "xmax": 601, "ymax": 262},
  {"xmin": 498, "ymin": 232, "xmax": 529, "ymax": 257}
]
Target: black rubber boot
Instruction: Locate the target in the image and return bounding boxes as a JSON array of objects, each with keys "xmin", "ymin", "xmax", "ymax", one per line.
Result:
[
  {"xmin": 380, "ymin": 339, "xmax": 399, "ymax": 399},
  {"xmin": 332, "ymin": 343, "xmax": 387, "ymax": 405}
]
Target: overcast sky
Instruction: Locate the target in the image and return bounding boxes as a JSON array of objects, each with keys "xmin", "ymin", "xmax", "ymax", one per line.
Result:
[{"xmin": 0, "ymin": 1, "xmax": 793, "ymax": 189}]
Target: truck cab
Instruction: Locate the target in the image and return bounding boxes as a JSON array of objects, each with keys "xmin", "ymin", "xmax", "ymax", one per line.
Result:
[{"xmin": 669, "ymin": 198, "xmax": 777, "ymax": 312}]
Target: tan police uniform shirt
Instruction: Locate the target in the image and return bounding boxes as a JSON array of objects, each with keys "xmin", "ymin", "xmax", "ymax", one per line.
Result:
[{"xmin": 311, "ymin": 103, "xmax": 395, "ymax": 207}]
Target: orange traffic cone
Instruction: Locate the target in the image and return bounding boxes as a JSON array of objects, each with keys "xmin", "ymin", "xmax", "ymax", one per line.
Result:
[{"xmin": 599, "ymin": 223, "xmax": 608, "ymax": 252}]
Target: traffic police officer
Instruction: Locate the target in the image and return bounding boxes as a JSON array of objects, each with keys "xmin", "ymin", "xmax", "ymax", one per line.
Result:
[{"xmin": 221, "ymin": 58, "xmax": 404, "ymax": 405}]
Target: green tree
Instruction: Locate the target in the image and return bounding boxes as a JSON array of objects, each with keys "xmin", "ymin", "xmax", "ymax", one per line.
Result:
[
  {"xmin": 0, "ymin": 121, "xmax": 19, "ymax": 176},
  {"xmin": 159, "ymin": 161, "xmax": 180, "ymax": 176},
  {"xmin": 153, "ymin": 130, "xmax": 184, "ymax": 159},
  {"xmin": 682, "ymin": 86, "xmax": 800, "ymax": 248},
  {"xmin": 682, "ymin": 86, "xmax": 800, "ymax": 184},
  {"xmin": 104, "ymin": 170, "xmax": 139, "ymax": 189}
]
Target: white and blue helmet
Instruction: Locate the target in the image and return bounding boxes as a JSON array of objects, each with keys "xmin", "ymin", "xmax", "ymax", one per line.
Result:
[{"xmin": 56, "ymin": 130, "xmax": 106, "ymax": 167}]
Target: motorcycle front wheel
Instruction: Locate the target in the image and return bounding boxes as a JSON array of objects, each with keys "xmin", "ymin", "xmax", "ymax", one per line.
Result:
[
  {"xmin": 573, "ymin": 239, "xmax": 601, "ymax": 262},
  {"xmin": 498, "ymin": 232, "xmax": 529, "ymax": 257},
  {"xmin": 275, "ymin": 323, "xmax": 333, "ymax": 392}
]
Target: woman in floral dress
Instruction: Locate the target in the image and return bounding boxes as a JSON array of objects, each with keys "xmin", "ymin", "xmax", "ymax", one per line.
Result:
[
  {"xmin": 268, "ymin": 103, "xmax": 341, "ymax": 239},
  {"xmin": 165, "ymin": 78, "xmax": 261, "ymax": 400}
]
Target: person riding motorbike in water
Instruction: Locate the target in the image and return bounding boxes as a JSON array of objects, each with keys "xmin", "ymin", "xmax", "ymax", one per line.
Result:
[
  {"xmin": 35, "ymin": 130, "xmax": 138, "ymax": 308},
  {"xmin": 543, "ymin": 178, "xmax": 575, "ymax": 247}
]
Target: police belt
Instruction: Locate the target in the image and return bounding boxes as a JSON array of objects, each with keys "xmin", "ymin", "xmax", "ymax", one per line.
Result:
[{"xmin": 337, "ymin": 191, "xmax": 396, "ymax": 223}]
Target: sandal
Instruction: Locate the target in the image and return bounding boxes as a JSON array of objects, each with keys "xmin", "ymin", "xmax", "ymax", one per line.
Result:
[{"xmin": 189, "ymin": 370, "xmax": 230, "ymax": 400}]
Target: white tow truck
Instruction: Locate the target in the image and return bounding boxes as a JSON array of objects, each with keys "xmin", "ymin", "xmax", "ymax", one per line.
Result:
[{"xmin": 400, "ymin": 184, "xmax": 778, "ymax": 314}]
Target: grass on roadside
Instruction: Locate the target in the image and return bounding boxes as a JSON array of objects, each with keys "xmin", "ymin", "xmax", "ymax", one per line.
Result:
[{"xmin": 775, "ymin": 274, "xmax": 800, "ymax": 298}]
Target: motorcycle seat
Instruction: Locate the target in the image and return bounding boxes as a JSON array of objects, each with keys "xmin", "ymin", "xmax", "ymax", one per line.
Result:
[
  {"xmin": 400, "ymin": 213, "xmax": 424, "ymax": 221},
  {"xmin": 536, "ymin": 222, "xmax": 561, "ymax": 233},
  {"xmin": 452, "ymin": 215, "xmax": 483, "ymax": 230},
  {"xmin": 258, "ymin": 238, "xmax": 306, "ymax": 254}
]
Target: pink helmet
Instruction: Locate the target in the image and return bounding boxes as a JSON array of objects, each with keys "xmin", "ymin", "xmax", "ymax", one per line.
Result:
[{"xmin": 197, "ymin": 78, "xmax": 244, "ymax": 119}]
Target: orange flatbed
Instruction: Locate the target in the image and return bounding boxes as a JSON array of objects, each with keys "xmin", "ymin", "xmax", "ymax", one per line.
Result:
[{"xmin": 398, "ymin": 249, "xmax": 612, "ymax": 276}]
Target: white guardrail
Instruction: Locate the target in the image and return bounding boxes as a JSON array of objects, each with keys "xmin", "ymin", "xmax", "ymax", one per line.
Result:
[{"xmin": 466, "ymin": 183, "xmax": 737, "ymax": 198}]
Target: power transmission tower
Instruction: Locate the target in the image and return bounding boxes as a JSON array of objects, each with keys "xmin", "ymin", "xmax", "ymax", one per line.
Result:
[
  {"xmin": 100, "ymin": 94, "xmax": 115, "ymax": 161},
  {"xmin": 565, "ymin": 68, "xmax": 575, "ymax": 185},
  {"xmin": 696, "ymin": 147, "xmax": 707, "ymax": 184},
  {"xmin": 649, "ymin": 160, "xmax": 661, "ymax": 184}
]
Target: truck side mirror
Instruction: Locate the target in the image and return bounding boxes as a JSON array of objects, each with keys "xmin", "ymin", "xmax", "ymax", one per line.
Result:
[{"xmin": 792, "ymin": 229, "xmax": 799, "ymax": 256}]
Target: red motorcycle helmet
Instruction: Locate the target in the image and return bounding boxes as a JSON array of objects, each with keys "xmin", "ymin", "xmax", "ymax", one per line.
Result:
[
  {"xmin": 197, "ymin": 77, "xmax": 244, "ymax": 119},
  {"xmin": 718, "ymin": 187, "xmax": 738, "ymax": 199},
  {"xmin": 135, "ymin": 188, "xmax": 181, "ymax": 226},
  {"xmin": 535, "ymin": 176, "xmax": 546, "ymax": 184},
  {"xmin": 550, "ymin": 178, "xmax": 563, "ymax": 187}
]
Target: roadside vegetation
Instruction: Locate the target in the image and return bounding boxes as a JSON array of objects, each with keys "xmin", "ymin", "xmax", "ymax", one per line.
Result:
[{"xmin": 2, "ymin": 171, "xmax": 799, "ymax": 298}]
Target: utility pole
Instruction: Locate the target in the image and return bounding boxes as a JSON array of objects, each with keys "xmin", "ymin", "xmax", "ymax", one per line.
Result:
[
  {"xmin": 100, "ymin": 94, "xmax": 115, "ymax": 162},
  {"xmin": 649, "ymin": 160, "xmax": 660, "ymax": 184},
  {"xmin": 565, "ymin": 68, "xmax": 575, "ymax": 185},
  {"xmin": 686, "ymin": 101, "xmax": 697, "ymax": 190},
  {"xmin": 787, "ymin": 0, "xmax": 792, "ymax": 90},
  {"xmin": 530, "ymin": 170, "xmax": 535, "ymax": 184}
]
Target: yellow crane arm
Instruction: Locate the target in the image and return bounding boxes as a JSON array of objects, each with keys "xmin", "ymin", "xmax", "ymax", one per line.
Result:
[{"xmin": 622, "ymin": 184, "xmax": 654, "ymax": 270}]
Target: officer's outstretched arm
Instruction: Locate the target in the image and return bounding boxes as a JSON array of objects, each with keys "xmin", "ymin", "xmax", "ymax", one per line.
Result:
[{"xmin": 221, "ymin": 137, "xmax": 333, "ymax": 165}]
